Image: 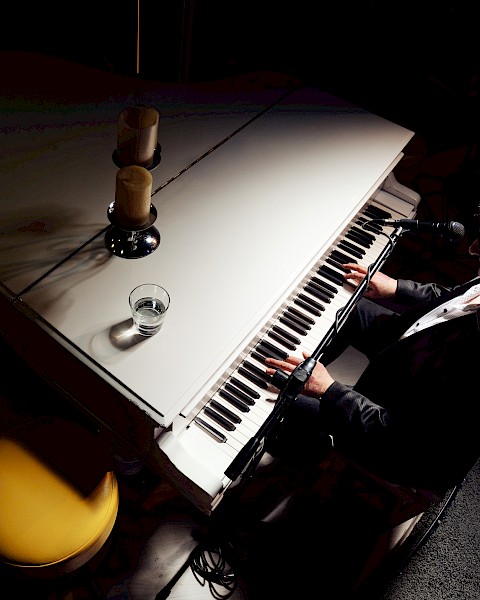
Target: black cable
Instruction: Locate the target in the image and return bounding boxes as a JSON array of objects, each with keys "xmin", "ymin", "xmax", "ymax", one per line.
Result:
[
  {"xmin": 189, "ymin": 542, "xmax": 238, "ymax": 599},
  {"xmin": 154, "ymin": 535, "xmax": 238, "ymax": 600}
]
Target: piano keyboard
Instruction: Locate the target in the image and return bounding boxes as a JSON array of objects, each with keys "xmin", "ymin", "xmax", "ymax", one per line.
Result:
[{"xmin": 156, "ymin": 182, "xmax": 418, "ymax": 513}]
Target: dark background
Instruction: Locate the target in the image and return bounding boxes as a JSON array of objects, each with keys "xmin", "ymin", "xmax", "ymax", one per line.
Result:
[{"xmin": 4, "ymin": 0, "xmax": 480, "ymax": 151}]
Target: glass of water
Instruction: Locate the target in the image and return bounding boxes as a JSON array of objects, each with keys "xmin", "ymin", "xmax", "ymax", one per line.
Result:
[{"xmin": 129, "ymin": 284, "xmax": 170, "ymax": 336}]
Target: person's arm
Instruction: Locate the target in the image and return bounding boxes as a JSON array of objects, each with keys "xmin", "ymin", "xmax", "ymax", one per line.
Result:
[
  {"xmin": 342, "ymin": 263, "xmax": 451, "ymax": 305},
  {"xmin": 318, "ymin": 380, "xmax": 391, "ymax": 437},
  {"xmin": 265, "ymin": 353, "xmax": 391, "ymax": 438},
  {"xmin": 395, "ymin": 278, "xmax": 452, "ymax": 304}
]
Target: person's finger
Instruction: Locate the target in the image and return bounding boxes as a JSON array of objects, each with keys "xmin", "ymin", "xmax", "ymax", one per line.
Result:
[
  {"xmin": 265, "ymin": 356, "xmax": 300, "ymax": 370},
  {"xmin": 344, "ymin": 272, "xmax": 362, "ymax": 286},
  {"xmin": 343, "ymin": 262, "xmax": 367, "ymax": 274}
]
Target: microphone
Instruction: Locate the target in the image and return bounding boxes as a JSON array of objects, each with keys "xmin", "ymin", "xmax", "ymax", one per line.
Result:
[{"xmin": 369, "ymin": 219, "xmax": 465, "ymax": 239}]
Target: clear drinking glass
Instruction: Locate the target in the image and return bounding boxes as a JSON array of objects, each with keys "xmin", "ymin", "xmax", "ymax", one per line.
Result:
[{"xmin": 129, "ymin": 284, "xmax": 170, "ymax": 336}]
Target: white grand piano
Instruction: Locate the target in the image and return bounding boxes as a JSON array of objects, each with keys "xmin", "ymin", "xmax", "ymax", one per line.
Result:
[{"xmin": 0, "ymin": 52, "xmax": 419, "ymax": 514}]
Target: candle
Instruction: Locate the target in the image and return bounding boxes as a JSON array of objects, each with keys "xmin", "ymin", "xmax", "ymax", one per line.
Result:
[
  {"xmin": 117, "ymin": 105, "xmax": 160, "ymax": 168},
  {"xmin": 114, "ymin": 166, "xmax": 153, "ymax": 229}
]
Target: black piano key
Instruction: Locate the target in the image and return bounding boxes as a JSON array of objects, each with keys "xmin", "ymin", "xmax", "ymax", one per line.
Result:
[
  {"xmin": 337, "ymin": 240, "xmax": 364, "ymax": 259},
  {"xmin": 281, "ymin": 312, "xmax": 311, "ymax": 332},
  {"xmin": 304, "ymin": 282, "xmax": 333, "ymax": 303},
  {"xmin": 219, "ymin": 389, "xmax": 250, "ymax": 412},
  {"xmin": 222, "ymin": 384, "xmax": 254, "ymax": 407},
  {"xmin": 243, "ymin": 360, "xmax": 271, "ymax": 381},
  {"xmin": 278, "ymin": 315, "xmax": 308, "ymax": 336},
  {"xmin": 309, "ymin": 276, "xmax": 337, "ymax": 296},
  {"xmin": 317, "ymin": 265, "xmax": 344, "ymax": 286},
  {"xmin": 325, "ymin": 258, "xmax": 349, "ymax": 273},
  {"xmin": 334, "ymin": 246, "xmax": 360, "ymax": 263},
  {"xmin": 329, "ymin": 249, "xmax": 354, "ymax": 265},
  {"xmin": 364, "ymin": 204, "xmax": 391, "ymax": 219},
  {"xmin": 229, "ymin": 377, "xmax": 261, "ymax": 399},
  {"xmin": 204, "ymin": 406, "xmax": 236, "ymax": 431},
  {"xmin": 362, "ymin": 221, "xmax": 382, "ymax": 234},
  {"xmin": 225, "ymin": 377, "xmax": 260, "ymax": 406},
  {"xmin": 339, "ymin": 238, "xmax": 366, "ymax": 256},
  {"xmin": 210, "ymin": 399, "xmax": 242, "ymax": 424},
  {"xmin": 345, "ymin": 229, "xmax": 371, "ymax": 248},
  {"xmin": 272, "ymin": 325, "xmax": 301, "ymax": 345},
  {"xmin": 257, "ymin": 339, "xmax": 289, "ymax": 361},
  {"xmin": 294, "ymin": 297, "xmax": 323, "ymax": 316},
  {"xmin": 350, "ymin": 225, "xmax": 375, "ymax": 243},
  {"xmin": 268, "ymin": 330, "xmax": 297, "ymax": 351},
  {"xmin": 254, "ymin": 344, "xmax": 276, "ymax": 361},
  {"xmin": 297, "ymin": 292, "xmax": 325, "ymax": 312},
  {"xmin": 357, "ymin": 217, "xmax": 382, "ymax": 234},
  {"xmin": 251, "ymin": 350, "xmax": 269, "ymax": 364},
  {"xmin": 194, "ymin": 417, "xmax": 227, "ymax": 443},
  {"xmin": 286, "ymin": 306, "xmax": 315, "ymax": 326},
  {"xmin": 238, "ymin": 367, "xmax": 269, "ymax": 389}
]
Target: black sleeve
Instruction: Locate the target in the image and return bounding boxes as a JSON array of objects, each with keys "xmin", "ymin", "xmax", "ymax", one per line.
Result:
[
  {"xmin": 394, "ymin": 278, "xmax": 451, "ymax": 305},
  {"xmin": 315, "ymin": 381, "xmax": 392, "ymax": 437}
]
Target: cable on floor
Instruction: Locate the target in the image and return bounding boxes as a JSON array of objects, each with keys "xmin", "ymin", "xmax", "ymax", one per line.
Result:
[
  {"xmin": 154, "ymin": 536, "xmax": 238, "ymax": 600},
  {"xmin": 189, "ymin": 541, "xmax": 238, "ymax": 599}
]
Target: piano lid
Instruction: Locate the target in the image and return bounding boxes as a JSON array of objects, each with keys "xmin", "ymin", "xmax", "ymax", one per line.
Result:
[{"xmin": 19, "ymin": 84, "xmax": 414, "ymax": 427}]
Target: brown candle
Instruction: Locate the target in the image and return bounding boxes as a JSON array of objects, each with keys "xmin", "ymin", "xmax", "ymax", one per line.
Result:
[
  {"xmin": 114, "ymin": 166, "xmax": 152, "ymax": 229},
  {"xmin": 117, "ymin": 105, "xmax": 159, "ymax": 168}
]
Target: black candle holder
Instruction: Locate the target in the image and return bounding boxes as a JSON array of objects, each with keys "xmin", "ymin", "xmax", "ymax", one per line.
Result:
[
  {"xmin": 112, "ymin": 144, "xmax": 161, "ymax": 171},
  {"xmin": 105, "ymin": 202, "xmax": 160, "ymax": 259}
]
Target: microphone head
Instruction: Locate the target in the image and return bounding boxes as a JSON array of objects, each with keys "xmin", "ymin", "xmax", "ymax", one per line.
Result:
[{"xmin": 449, "ymin": 221, "xmax": 465, "ymax": 240}]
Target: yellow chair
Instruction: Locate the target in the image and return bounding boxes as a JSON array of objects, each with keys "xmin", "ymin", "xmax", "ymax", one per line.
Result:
[{"xmin": 0, "ymin": 415, "xmax": 119, "ymax": 598}]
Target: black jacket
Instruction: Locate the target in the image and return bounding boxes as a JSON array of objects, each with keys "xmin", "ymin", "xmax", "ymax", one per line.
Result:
[{"xmin": 318, "ymin": 276, "xmax": 480, "ymax": 492}]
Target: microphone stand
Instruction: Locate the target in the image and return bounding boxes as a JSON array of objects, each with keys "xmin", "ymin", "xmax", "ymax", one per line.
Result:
[{"xmin": 224, "ymin": 227, "xmax": 402, "ymax": 482}]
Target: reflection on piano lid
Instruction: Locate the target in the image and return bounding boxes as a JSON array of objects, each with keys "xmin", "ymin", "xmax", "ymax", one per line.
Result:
[{"xmin": 156, "ymin": 173, "xmax": 420, "ymax": 514}]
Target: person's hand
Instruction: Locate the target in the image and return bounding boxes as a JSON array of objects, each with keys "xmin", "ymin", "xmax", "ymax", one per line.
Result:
[
  {"xmin": 265, "ymin": 352, "xmax": 334, "ymax": 398},
  {"xmin": 342, "ymin": 263, "xmax": 397, "ymax": 299}
]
